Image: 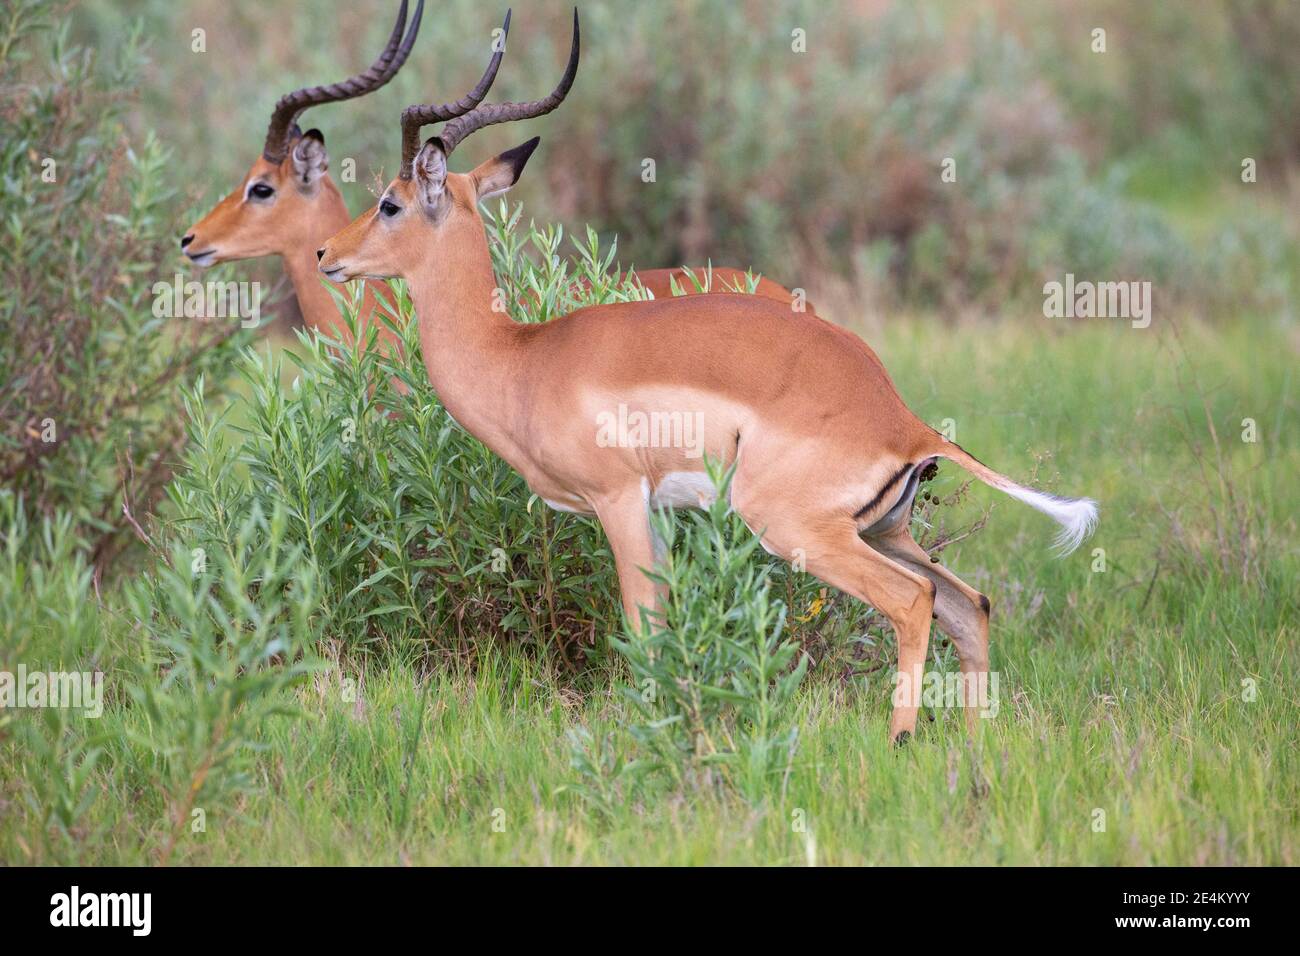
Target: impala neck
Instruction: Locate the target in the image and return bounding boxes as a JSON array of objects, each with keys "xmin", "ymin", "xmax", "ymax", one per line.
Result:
[
  {"xmin": 282, "ymin": 177, "xmax": 354, "ymax": 334},
  {"xmin": 407, "ymin": 224, "xmax": 526, "ymax": 460}
]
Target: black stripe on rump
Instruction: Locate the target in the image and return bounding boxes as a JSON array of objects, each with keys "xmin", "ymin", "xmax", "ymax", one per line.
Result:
[{"xmin": 853, "ymin": 462, "xmax": 913, "ymax": 521}]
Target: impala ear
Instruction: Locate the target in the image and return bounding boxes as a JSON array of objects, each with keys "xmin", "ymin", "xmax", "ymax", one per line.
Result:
[
  {"xmin": 472, "ymin": 137, "xmax": 541, "ymax": 203},
  {"xmin": 413, "ymin": 137, "xmax": 449, "ymax": 212},
  {"xmin": 290, "ymin": 129, "xmax": 328, "ymax": 191}
]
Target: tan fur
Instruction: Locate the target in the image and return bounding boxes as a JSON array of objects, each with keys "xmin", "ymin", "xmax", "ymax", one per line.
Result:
[{"xmin": 183, "ymin": 140, "xmax": 398, "ymax": 347}]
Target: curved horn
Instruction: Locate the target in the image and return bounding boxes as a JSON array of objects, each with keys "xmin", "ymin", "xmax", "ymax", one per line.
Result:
[
  {"xmin": 263, "ymin": 0, "xmax": 425, "ymax": 164},
  {"xmin": 433, "ymin": 8, "xmax": 579, "ymax": 158},
  {"xmin": 398, "ymin": 10, "xmax": 512, "ymax": 178}
]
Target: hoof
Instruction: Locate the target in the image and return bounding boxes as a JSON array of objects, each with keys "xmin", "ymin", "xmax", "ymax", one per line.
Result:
[{"xmin": 893, "ymin": 730, "xmax": 911, "ymax": 748}]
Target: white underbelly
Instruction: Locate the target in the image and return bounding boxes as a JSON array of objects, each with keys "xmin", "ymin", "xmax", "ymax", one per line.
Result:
[
  {"xmin": 646, "ymin": 471, "xmax": 717, "ymax": 509},
  {"xmin": 536, "ymin": 472, "xmax": 718, "ymax": 517},
  {"xmin": 541, "ymin": 496, "xmax": 587, "ymax": 514}
]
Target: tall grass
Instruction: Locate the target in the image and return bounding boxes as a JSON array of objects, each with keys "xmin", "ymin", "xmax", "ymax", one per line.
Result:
[{"xmin": 4, "ymin": 314, "xmax": 1293, "ymax": 865}]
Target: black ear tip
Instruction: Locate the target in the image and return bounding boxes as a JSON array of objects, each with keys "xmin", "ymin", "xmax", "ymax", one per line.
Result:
[
  {"xmin": 499, "ymin": 136, "xmax": 541, "ymax": 181},
  {"xmin": 302, "ymin": 128, "xmax": 325, "ymax": 144},
  {"xmin": 513, "ymin": 136, "xmax": 542, "ymax": 163}
]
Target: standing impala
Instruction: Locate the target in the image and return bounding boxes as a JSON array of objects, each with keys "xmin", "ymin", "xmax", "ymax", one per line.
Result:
[
  {"xmin": 318, "ymin": 11, "xmax": 1097, "ymax": 744},
  {"xmin": 180, "ymin": 0, "xmax": 434, "ymax": 345}
]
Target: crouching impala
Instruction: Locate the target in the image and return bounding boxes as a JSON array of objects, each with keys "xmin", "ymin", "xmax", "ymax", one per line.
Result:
[{"xmin": 318, "ymin": 11, "xmax": 1098, "ymax": 743}]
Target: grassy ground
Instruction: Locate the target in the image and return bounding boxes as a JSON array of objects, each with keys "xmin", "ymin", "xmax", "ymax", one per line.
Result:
[{"xmin": 3, "ymin": 314, "xmax": 1296, "ymax": 865}]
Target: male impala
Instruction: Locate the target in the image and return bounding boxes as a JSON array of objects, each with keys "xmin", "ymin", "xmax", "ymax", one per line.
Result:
[
  {"xmin": 318, "ymin": 11, "xmax": 1097, "ymax": 743},
  {"xmin": 180, "ymin": 0, "xmax": 434, "ymax": 345}
]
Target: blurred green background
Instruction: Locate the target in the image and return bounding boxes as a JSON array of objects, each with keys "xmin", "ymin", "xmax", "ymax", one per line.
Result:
[{"xmin": 74, "ymin": 0, "xmax": 1300, "ymax": 326}]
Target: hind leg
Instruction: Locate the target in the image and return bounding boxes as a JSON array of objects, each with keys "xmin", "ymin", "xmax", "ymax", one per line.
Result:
[
  {"xmin": 867, "ymin": 524, "xmax": 991, "ymax": 732},
  {"xmin": 733, "ymin": 493, "xmax": 936, "ymax": 742},
  {"xmin": 798, "ymin": 531, "xmax": 935, "ymax": 742}
]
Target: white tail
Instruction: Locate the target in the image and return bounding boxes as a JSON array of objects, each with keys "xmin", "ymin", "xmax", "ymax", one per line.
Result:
[{"xmin": 934, "ymin": 442, "xmax": 1098, "ymax": 555}]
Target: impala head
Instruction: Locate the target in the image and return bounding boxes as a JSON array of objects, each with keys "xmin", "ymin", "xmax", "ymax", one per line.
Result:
[
  {"xmin": 180, "ymin": 0, "xmax": 424, "ymax": 267},
  {"xmin": 318, "ymin": 9, "xmax": 579, "ymax": 284}
]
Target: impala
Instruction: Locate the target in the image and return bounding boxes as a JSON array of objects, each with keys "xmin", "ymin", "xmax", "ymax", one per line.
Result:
[
  {"xmin": 180, "ymin": 0, "xmax": 434, "ymax": 345},
  {"xmin": 317, "ymin": 11, "xmax": 1098, "ymax": 743}
]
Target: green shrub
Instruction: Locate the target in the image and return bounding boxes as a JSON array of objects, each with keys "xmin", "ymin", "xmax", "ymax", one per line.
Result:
[
  {"xmin": 0, "ymin": 491, "xmax": 100, "ymax": 670},
  {"xmin": 603, "ymin": 460, "xmax": 811, "ymax": 804},
  {"xmin": 123, "ymin": 503, "xmax": 319, "ymax": 864},
  {"xmin": 164, "ymin": 206, "xmax": 649, "ymax": 665},
  {"xmin": 0, "ymin": 491, "xmax": 105, "ymax": 862},
  {"xmin": 0, "ymin": 2, "xmax": 249, "ymax": 573},
  {"xmin": 0, "ymin": 490, "xmax": 319, "ymax": 863}
]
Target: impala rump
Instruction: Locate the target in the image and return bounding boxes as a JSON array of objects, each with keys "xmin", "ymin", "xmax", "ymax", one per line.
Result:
[{"xmin": 855, "ymin": 457, "xmax": 939, "ymax": 535}]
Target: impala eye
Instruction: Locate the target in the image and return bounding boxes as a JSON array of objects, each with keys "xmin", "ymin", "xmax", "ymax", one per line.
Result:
[
  {"xmin": 379, "ymin": 199, "xmax": 401, "ymax": 218},
  {"xmin": 248, "ymin": 182, "xmax": 275, "ymax": 201}
]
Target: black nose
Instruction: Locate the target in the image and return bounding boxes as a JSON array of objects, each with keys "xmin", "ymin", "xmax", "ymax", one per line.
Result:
[
  {"xmin": 316, "ymin": 248, "xmax": 325, "ymax": 261},
  {"xmin": 180, "ymin": 234, "xmax": 194, "ymax": 250}
]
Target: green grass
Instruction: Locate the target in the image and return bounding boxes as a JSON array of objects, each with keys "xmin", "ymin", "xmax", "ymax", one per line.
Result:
[{"xmin": 3, "ymin": 315, "xmax": 1297, "ymax": 865}]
